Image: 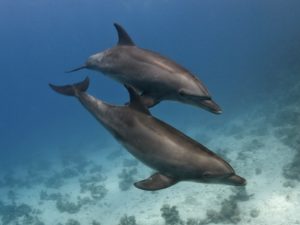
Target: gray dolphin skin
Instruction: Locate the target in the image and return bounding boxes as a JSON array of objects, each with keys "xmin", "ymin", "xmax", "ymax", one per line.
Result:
[
  {"xmin": 49, "ymin": 78, "xmax": 245, "ymax": 191},
  {"xmin": 67, "ymin": 23, "xmax": 222, "ymax": 114}
]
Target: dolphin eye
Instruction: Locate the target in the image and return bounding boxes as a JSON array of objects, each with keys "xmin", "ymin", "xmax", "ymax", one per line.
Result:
[
  {"xmin": 202, "ymin": 172, "xmax": 213, "ymax": 178},
  {"xmin": 178, "ymin": 90, "xmax": 185, "ymax": 97}
]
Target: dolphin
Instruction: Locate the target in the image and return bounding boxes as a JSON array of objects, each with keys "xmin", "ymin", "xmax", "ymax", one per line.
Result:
[
  {"xmin": 49, "ymin": 78, "xmax": 245, "ymax": 191},
  {"xmin": 67, "ymin": 23, "xmax": 222, "ymax": 114}
]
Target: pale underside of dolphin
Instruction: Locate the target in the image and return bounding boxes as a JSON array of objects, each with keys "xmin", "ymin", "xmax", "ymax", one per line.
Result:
[
  {"xmin": 49, "ymin": 78, "xmax": 245, "ymax": 191},
  {"xmin": 67, "ymin": 23, "xmax": 222, "ymax": 114}
]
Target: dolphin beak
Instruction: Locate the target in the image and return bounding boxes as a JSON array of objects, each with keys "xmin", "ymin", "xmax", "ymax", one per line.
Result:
[
  {"xmin": 200, "ymin": 99, "xmax": 223, "ymax": 115},
  {"xmin": 65, "ymin": 65, "xmax": 87, "ymax": 73},
  {"xmin": 227, "ymin": 174, "xmax": 247, "ymax": 186}
]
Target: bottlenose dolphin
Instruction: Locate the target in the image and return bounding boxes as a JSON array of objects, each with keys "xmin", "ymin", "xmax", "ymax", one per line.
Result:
[
  {"xmin": 67, "ymin": 23, "xmax": 222, "ymax": 114},
  {"xmin": 49, "ymin": 78, "xmax": 245, "ymax": 190}
]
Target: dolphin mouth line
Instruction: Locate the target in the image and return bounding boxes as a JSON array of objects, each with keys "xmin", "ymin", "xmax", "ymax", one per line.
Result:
[{"xmin": 65, "ymin": 65, "xmax": 87, "ymax": 73}]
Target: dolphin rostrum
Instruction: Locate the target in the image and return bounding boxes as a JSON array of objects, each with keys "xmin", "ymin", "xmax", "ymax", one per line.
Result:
[
  {"xmin": 67, "ymin": 23, "xmax": 222, "ymax": 114},
  {"xmin": 49, "ymin": 78, "xmax": 245, "ymax": 191}
]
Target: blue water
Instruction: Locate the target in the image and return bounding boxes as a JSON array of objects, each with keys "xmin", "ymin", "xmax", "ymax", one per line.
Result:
[{"xmin": 0, "ymin": 1, "xmax": 299, "ymax": 224}]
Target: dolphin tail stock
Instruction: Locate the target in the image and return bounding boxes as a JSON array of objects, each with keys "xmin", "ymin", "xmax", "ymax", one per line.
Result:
[{"xmin": 49, "ymin": 77, "xmax": 90, "ymax": 96}]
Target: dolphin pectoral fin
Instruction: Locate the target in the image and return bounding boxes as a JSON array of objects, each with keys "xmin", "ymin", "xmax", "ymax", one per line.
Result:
[
  {"xmin": 124, "ymin": 90, "xmax": 160, "ymax": 108},
  {"xmin": 134, "ymin": 173, "xmax": 177, "ymax": 191},
  {"xmin": 178, "ymin": 89, "xmax": 211, "ymax": 100},
  {"xmin": 124, "ymin": 85, "xmax": 151, "ymax": 115},
  {"xmin": 140, "ymin": 95, "xmax": 160, "ymax": 108}
]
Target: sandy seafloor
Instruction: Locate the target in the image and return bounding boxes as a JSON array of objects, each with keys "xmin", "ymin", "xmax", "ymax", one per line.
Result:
[{"xmin": 0, "ymin": 80, "xmax": 299, "ymax": 225}]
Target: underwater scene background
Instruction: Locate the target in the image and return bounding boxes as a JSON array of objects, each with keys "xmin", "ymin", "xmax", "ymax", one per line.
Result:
[{"xmin": 0, "ymin": 0, "xmax": 300, "ymax": 224}]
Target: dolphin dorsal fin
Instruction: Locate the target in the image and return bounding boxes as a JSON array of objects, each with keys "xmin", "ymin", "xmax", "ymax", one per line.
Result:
[
  {"xmin": 114, "ymin": 23, "xmax": 135, "ymax": 46},
  {"xmin": 124, "ymin": 85, "xmax": 151, "ymax": 115}
]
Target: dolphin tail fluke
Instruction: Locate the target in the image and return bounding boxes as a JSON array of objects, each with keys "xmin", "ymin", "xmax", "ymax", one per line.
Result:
[{"xmin": 49, "ymin": 77, "xmax": 89, "ymax": 96}]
